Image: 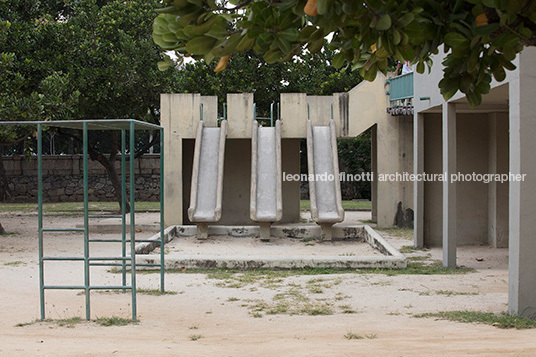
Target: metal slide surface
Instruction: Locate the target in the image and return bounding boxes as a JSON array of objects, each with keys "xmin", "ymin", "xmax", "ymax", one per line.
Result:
[
  {"xmin": 250, "ymin": 120, "xmax": 282, "ymax": 222},
  {"xmin": 307, "ymin": 119, "xmax": 344, "ymax": 223},
  {"xmin": 188, "ymin": 120, "xmax": 227, "ymax": 222}
]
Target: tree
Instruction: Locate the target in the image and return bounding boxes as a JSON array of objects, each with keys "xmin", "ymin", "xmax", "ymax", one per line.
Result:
[
  {"xmin": 1, "ymin": 0, "xmax": 180, "ymax": 211},
  {"xmin": 153, "ymin": 0, "xmax": 536, "ymax": 107},
  {"xmin": 174, "ymin": 44, "xmax": 362, "ymax": 115}
]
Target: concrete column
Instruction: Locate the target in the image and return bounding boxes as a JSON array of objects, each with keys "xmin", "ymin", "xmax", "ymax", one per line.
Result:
[
  {"xmin": 414, "ymin": 113, "xmax": 424, "ymax": 247},
  {"xmin": 259, "ymin": 223, "xmax": 271, "ymax": 242},
  {"xmin": 442, "ymin": 102, "xmax": 457, "ymax": 268},
  {"xmin": 508, "ymin": 48, "xmax": 536, "ymax": 317},
  {"xmin": 371, "ymin": 125, "xmax": 378, "ymax": 223}
]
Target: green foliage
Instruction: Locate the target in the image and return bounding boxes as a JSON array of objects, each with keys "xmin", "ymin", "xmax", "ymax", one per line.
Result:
[
  {"xmin": 153, "ymin": 0, "xmax": 536, "ymax": 107},
  {"xmin": 174, "ymin": 45, "xmax": 362, "ymax": 116}
]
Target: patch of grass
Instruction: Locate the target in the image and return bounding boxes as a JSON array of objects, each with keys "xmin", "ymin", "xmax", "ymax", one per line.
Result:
[
  {"xmin": 344, "ymin": 331, "xmax": 364, "ymax": 340},
  {"xmin": 386, "ymin": 312, "xmax": 401, "ymax": 316},
  {"xmin": 298, "ymin": 303, "xmax": 333, "ymax": 316},
  {"xmin": 361, "ymin": 219, "xmax": 376, "ymax": 224},
  {"xmin": 0, "ymin": 202, "xmax": 159, "ymax": 214},
  {"xmin": 227, "ymin": 297, "xmax": 240, "ymax": 302},
  {"xmin": 407, "ymin": 255, "xmax": 431, "ymax": 261},
  {"xmin": 339, "ymin": 252, "xmax": 356, "ymax": 256},
  {"xmin": 308, "ymin": 285, "xmax": 324, "ymax": 294},
  {"xmin": 95, "ymin": 316, "xmax": 135, "ymax": 327},
  {"xmin": 300, "ymin": 200, "xmax": 371, "ymax": 211},
  {"xmin": 300, "ymin": 237, "xmax": 317, "ymax": 243},
  {"xmin": 251, "ymin": 312, "xmax": 263, "ymax": 318},
  {"xmin": 365, "ymin": 333, "xmax": 377, "ymax": 339},
  {"xmin": 377, "ymin": 228, "xmax": 414, "ymax": 240},
  {"xmin": 189, "ymin": 325, "xmax": 199, "ymax": 330},
  {"xmin": 398, "ymin": 245, "xmax": 430, "ymax": 254},
  {"xmin": 4, "ymin": 260, "xmax": 25, "ymax": 266},
  {"xmin": 189, "ymin": 334, "xmax": 202, "ymax": 341},
  {"xmin": 413, "ymin": 311, "xmax": 536, "ymax": 329},
  {"xmin": 15, "ymin": 317, "xmax": 83, "ymax": 328},
  {"xmin": 435, "ymin": 290, "xmax": 479, "ymax": 297},
  {"xmin": 117, "ymin": 261, "xmax": 474, "ymax": 279},
  {"xmin": 339, "ymin": 305, "xmax": 357, "ymax": 314},
  {"xmin": 137, "ymin": 288, "xmax": 177, "ymax": 296}
]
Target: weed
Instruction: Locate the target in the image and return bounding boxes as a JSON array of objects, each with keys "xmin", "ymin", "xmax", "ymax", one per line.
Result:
[
  {"xmin": 413, "ymin": 311, "xmax": 536, "ymax": 329},
  {"xmin": 434, "ymin": 290, "xmax": 479, "ymax": 297},
  {"xmin": 189, "ymin": 334, "xmax": 202, "ymax": 341},
  {"xmin": 4, "ymin": 261, "xmax": 25, "ymax": 266},
  {"xmin": 344, "ymin": 332, "xmax": 363, "ymax": 340},
  {"xmin": 95, "ymin": 316, "xmax": 135, "ymax": 327},
  {"xmin": 227, "ymin": 297, "xmax": 240, "ymax": 302},
  {"xmin": 399, "ymin": 245, "xmax": 430, "ymax": 254},
  {"xmin": 339, "ymin": 305, "xmax": 357, "ymax": 314},
  {"xmin": 189, "ymin": 325, "xmax": 199, "ymax": 330},
  {"xmin": 137, "ymin": 288, "xmax": 177, "ymax": 296},
  {"xmin": 251, "ymin": 312, "xmax": 263, "ymax": 318},
  {"xmin": 365, "ymin": 333, "xmax": 377, "ymax": 339}
]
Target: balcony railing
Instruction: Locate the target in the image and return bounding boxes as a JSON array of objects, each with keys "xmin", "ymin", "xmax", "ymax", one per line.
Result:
[{"xmin": 386, "ymin": 72, "xmax": 414, "ymax": 116}]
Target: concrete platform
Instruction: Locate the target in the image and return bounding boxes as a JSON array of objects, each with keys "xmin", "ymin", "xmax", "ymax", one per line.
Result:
[{"xmin": 136, "ymin": 225, "xmax": 406, "ymax": 270}]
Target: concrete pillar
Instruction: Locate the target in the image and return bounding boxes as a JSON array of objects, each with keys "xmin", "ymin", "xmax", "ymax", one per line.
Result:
[
  {"xmin": 442, "ymin": 102, "xmax": 457, "ymax": 268},
  {"xmin": 488, "ymin": 112, "xmax": 509, "ymax": 248},
  {"xmin": 508, "ymin": 48, "xmax": 536, "ymax": 317},
  {"xmin": 197, "ymin": 223, "xmax": 208, "ymax": 240},
  {"xmin": 320, "ymin": 223, "xmax": 333, "ymax": 241},
  {"xmin": 371, "ymin": 125, "xmax": 378, "ymax": 223},
  {"xmin": 259, "ymin": 223, "xmax": 271, "ymax": 242},
  {"xmin": 414, "ymin": 113, "xmax": 424, "ymax": 247}
]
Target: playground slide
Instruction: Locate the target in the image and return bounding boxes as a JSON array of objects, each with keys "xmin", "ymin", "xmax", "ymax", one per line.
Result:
[
  {"xmin": 188, "ymin": 120, "xmax": 227, "ymax": 238},
  {"xmin": 307, "ymin": 119, "xmax": 344, "ymax": 240},
  {"xmin": 250, "ymin": 120, "xmax": 282, "ymax": 240}
]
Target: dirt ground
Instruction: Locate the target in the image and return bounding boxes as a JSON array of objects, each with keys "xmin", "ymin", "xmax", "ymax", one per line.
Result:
[{"xmin": 1, "ymin": 211, "xmax": 535, "ymax": 356}]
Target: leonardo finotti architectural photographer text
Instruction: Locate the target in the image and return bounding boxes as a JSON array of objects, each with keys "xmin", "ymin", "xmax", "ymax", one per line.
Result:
[{"xmin": 283, "ymin": 172, "xmax": 527, "ymax": 184}]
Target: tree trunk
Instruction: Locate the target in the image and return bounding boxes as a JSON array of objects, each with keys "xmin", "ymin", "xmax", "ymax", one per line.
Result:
[
  {"xmin": 92, "ymin": 134, "xmax": 131, "ymax": 213},
  {"xmin": 0, "ymin": 152, "xmax": 12, "ymax": 202}
]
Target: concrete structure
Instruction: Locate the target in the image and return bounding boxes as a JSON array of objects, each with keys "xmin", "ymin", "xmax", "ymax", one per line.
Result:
[
  {"xmin": 161, "ymin": 92, "xmax": 351, "ymax": 237},
  {"xmin": 348, "ymin": 73, "xmax": 414, "ymax": 228},
  {"xmin": 307, "ymin": 119, "xmax": 344, "ymax": 240},
  {"xmin": 414, "ymin": 46, "xmax": 536, "ymax": 317},
  {"xmin": 250, "ymin": 120, "xmax": 282, "ymax": 241}
]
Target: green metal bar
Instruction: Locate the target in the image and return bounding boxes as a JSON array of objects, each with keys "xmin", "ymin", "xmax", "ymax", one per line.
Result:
[
  {"xmin": 37, "ymin": 123, "xmax": 45, "ymax": 320},
  {"xmin": 43, "ymin": 257, "xmax": 85, "ymax": 261},
  {"xmin": 89, "ymin": 263, "xmax": 161, "ymax": 267},
  {"xmin": 277, "ymin": 102, "xmax": 280, "ymax": 120},
  {"xmin": 89, "ymin": 214, "xmax": 121, "ymax": 219},
  {"xmin": 129, "ymin": 121, "xmax": 137, "ymax": 321},
  {"xmin": 88, "ymin": 239, "xmax": 160, "ymax": 243},
  {"xmin": 89, "ymin": 286, "xmax": 133, "ymax": 290},
  {"xmin": 42, "ymin": 228, "xmax": 85, "ymax": 232},
  {"xmin": 83, "ymin": 122, "xmax": 90, "ymax": 320},
  {"xmin": 43, "ymin": 286, "xmax": 86, "ymax": 290},
  {"xmin": 253, "ymin": 103, "xmax": 256, "ymax": 121},
  {"xmin": 200, "ymin": 103, "xmax": 203, "ymax": 121},
  {"xmin": 88, "ymin": 257, "xmax": 131, "ymax": 261},
  {"xmin": 159, "ymin": 127, "xmax": 165, "ymax": 292},
  {"xmin": 121, "ymin": 129, "xmax": 127, "ymax": 292}
]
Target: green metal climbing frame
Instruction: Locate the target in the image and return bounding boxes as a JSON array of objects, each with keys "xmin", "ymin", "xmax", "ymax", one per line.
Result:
[{"xmin": 0, "ymin": 119, "xmax": 165, "ymax": 321}]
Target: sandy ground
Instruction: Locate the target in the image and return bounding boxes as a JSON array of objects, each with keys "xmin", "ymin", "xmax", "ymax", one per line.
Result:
[{"xmin": 0, "ymin": 211, "xmax": 535, "ymax": 356}]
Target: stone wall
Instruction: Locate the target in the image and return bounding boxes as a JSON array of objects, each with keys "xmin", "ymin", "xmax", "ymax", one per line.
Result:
[{"xmin": 2, "ymin": 154, "xmax": 161, "ymax": 203}]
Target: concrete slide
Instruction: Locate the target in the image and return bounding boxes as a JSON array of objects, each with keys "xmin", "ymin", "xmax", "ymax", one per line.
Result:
[
  {"xmin": 250, "ymin": 120, "xmax": 282, "ymax": 241},
  {"xmin": 188, "ymin": 120, "xmax": 227, "ymax": 239},
  {"xmin": 306, "ymin": 119, "xmax": 344, "ymax": 240}
]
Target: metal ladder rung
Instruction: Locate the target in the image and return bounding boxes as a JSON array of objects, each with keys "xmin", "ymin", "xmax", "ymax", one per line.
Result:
[
  {"xmin": 43, "ymin": 257, "xmax": 85, "ymax": 261},
  {"xmin": 88, "ymin": 215, "xmax": 123, "ymax": 218},
  {"xmin": 42, "ymin": 228, "xmax": 85, "ymax": 232}
]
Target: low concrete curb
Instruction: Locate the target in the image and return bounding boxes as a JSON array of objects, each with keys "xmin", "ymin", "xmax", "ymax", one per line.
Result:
[
  {"xmin": 136, "ymin": 225, "xmax": 407, "ymax": 270},
  {"xmin": 135, "ymin": 225, "xmax": 176, "ymax": 254}
]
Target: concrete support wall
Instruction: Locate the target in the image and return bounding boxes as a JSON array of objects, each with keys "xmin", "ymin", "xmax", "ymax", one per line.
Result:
[
  {"xmin": 348, "ymin": 72, "xmax": 413, "ymax": 228},
  {"xmin": 508, "ymin": 47, "xmax": 536, "ymax": 317},
  {"xmin": 488, "ymin": 112, "xmax": 509, "ymax": 248}
]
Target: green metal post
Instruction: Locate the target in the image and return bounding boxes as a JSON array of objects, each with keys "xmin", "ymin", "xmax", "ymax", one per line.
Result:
[
  {"xmin": 121, "ymin": 130, "xmax": 127, "ymax": 292},
  {"xmin": 37, "ymin": 124, "xmax": 45, "ymax": 320},
  {"xmin": 159, "ymin": 128, "xmax": 165, "ymax": 292},
  {"xmin": 129, "ymin": 121, "xmax": 137, "ymax": 321},
  {"xmin": 83, "ymin": 122, "xmax": 90, "ymax": 320}
]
